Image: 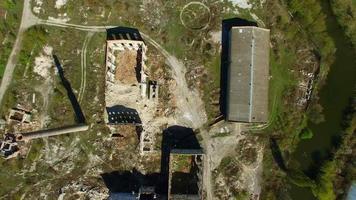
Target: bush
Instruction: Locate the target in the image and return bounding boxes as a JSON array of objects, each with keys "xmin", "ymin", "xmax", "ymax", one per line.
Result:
[
  {"xmin": 299, "ymin": 128, "xmax": 313, "ymax": 139},
  {"xmin": 312, "ymin": 161, "xmax": 337, "ymax": 200}
]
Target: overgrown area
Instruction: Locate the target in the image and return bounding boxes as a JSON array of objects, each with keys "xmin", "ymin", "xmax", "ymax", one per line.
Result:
[
  {"xmin": 0, "ymin": 0, "xmax": 22, "ymax": 81},
  {"xmin": 260, "ymin": 0, "xmax": 356, "ymax": 199},
  {"xmin": 330, "ymin": 0, "xmax": 356, "ymax": 50}
]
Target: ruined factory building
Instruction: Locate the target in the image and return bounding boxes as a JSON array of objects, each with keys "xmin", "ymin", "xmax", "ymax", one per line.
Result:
[
  {"xmin": 168, "ymin": 149, "xmax": 204, "ymax": 200},
  {"xmin": 226, "ymin": 26, "xmax": 270, "ymax": 123}
]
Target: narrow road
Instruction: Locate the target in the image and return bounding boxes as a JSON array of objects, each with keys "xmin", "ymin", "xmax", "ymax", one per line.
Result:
[
  {"xmin": 140, "ymin": 33, "xmax": 207, "ymax": 128},
  {"xmin": 0, "ymin": 0, "xmax": 38, "ymax": 106}
]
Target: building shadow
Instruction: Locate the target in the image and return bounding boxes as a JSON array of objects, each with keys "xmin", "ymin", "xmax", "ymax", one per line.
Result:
[
  {"xmin": 106, "ymin": 105, "xmax": 142, "ymax": 125},
  {"xmin": 101, "ymin": 125, "xmax": 202, "ymax": 197},
  {"xmin": 170, "ymin": 160, "xmax": 200, "ymax": 195},
  {"xmin": 219, "ymin": 18, "xmax": 258, "ymax": 117},
  {"xmin": 106, "ymin": 26, "xmax": 144, "ymax": 41},
  {"xmin": 53, "ymin": 55, "xmax": 85, "ymax": 124},
  {"xmin": 135, "ymin": 46, "xmax": 143, "ymax": 82},
  {"xmin": 159, "ymin": 126, "xmax": 201, "ymax": 194},
  {"xmin": 101, "ymin": 168, "xmax": 161, "ymax": 193}
]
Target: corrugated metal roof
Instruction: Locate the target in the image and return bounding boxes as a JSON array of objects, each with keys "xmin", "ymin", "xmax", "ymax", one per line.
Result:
[{"xmin": 226, "ymin": 26, "xmax": 270, "ymax": 123}]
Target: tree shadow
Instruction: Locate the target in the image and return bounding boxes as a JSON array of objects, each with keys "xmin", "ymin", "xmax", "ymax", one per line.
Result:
[
  {"xmin": 53, "ymin": 55, "xmax": 85, "ymax": 124},
  {"xmin": 220, "ymin": 18, "xmax": 257, "ymax": 118},
  {"xmin": 269, "ymin": 137, "xmax": 287, "ymax": 172}
]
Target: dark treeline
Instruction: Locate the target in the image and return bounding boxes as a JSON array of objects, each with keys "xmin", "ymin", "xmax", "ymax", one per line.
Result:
[{"xmin": 330, "ymin": 0, "xmax": 356, "ymax": 52}]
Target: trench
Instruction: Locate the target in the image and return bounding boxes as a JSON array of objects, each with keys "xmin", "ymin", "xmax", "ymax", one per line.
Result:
[{"xmin": 289, "ymin": 1, "xmax": 356, "ymax": 199}]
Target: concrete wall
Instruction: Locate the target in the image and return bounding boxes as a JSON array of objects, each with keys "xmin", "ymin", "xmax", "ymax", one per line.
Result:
[{"xmin": 18, "ymin": 124, "xmax": 89, "ymax": 141}]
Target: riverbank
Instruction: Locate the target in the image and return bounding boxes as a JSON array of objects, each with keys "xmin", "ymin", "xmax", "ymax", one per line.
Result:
[
  {"xmin": 287, "ymin": 0, "xmax": 356, "ymax": 199},
  {"xmin": 259, "ymin": 0, "xmax": 356, "ymax": 199}
]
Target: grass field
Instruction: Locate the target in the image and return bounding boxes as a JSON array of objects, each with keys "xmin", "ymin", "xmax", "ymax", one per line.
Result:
[{"xmin": 0, "ymin": 0, "xmax": 23, "ymax": 81}]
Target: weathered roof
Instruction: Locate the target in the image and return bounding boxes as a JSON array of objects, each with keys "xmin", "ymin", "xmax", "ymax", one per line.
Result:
[{"xmin": 226, "ymin": 26, "xmax": 270, "ymax": 123}]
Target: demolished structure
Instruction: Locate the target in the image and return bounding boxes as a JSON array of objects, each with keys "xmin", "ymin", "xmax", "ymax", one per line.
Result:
[
  {"xmin": 0, "ymin": 133, "xmax": 19, "ymax": 159},
  {"xmin": 8, "ymin": 105, "xmax": 32, "ymax": 124},
  {"xmin": 225, "ymin": 26, "xmax": 270, "ymax": 123},
  {"xmin": 107, "ymin": 126, "xmax": 205, "ymax": 200},
  {"xmin": 168, "ymin": 149, "xmax": 204, "ymax": 200},
  {"xmin": 0, "ymin": 124, "xmax": 89, "ymax": 158},
  {"xmin": 105, "ymin": 27, "xmax": 159, "ymax": 155}
]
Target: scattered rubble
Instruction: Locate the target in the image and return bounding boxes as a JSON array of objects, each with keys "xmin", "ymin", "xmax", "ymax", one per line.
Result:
[
  {"xmin": 229, "ymin": 0, "xmax": 252, "ymax": 9},
  {"xmin": 33, "ymin": 0, "xmax": 43, "ymax": 14},
  {"xmin": 0, "ymin": 133, "xmax": 19, "ymax": 159},
  {"xmin": 104, "ymin": 29, "xmax": 174, "ymax": 156},
  {"xmin": 8, "ymin": 105, "xmax": 32, "ymax": 124},
  {"xmin": 33, "ymin": 45, "xmax": 54, "ymax": 79},
  {"xmin": 55, "ymin": 0, "xmax": 68, "ymax": 9},
  {"xmin": 59, "ymin": 179, "xmax": 109, "ymax": 200}
]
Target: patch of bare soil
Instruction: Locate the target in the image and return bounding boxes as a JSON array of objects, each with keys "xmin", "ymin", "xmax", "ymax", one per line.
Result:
[{"xmin": 115, "ymin": 50, "xmax": 138, "ymax": 84}]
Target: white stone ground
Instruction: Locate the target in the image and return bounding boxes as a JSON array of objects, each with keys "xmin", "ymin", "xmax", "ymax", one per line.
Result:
[
  {"xmin": 55, "ymin": 0, "xmax": 68, "ymax": 9},
  {"xmin": 33, "ymin": 0, "xmax": 43, "ymax": 14},
  {"xmin": 228, "ymin": 0, "xmax": 252, "ymax": 9},
  {"xmin": 33, "ymin": 45, "xmax": 53, "ymax": 79}
]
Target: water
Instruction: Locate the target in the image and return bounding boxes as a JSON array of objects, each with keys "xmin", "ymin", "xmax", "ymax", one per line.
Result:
[
  {"xmin": 346, "ymin": 183, "xmax": 356, "ymax": 200},
  {"xmin": 290, "ymin": 1, "xmax": 356, "ymax": 199}
]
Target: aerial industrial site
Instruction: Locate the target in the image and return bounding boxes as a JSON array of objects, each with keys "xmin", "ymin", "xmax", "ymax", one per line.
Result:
[{"xmin": 0, "ymin": 0, "xmax": 355, "ymax": 200}]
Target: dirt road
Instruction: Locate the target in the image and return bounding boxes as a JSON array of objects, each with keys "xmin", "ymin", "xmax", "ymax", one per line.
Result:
[{"xmin": 0, "ymin": 0, "xmax": 38, "ymax": 106}]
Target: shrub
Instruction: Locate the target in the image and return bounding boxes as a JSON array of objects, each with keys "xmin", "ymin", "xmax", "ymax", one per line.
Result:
[{"xmin": 299, "ymin": 128, "xmax": 314, "ymax": 139}]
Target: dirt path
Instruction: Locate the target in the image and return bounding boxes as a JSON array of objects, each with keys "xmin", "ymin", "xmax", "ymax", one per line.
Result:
[
  {"xmin": 78, "ymin": 33, "xmax": 93, "ymax": 103},
  {"xmin": 0, "ymin": 0, "xmax": 39, "ymax": 107},
  {"xmin": 140, "ymin": 33, "xmax": 207, "ymax": 128}
]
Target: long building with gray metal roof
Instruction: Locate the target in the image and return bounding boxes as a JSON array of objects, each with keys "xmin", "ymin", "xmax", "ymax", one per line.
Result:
[{"xmin": 226, "ymin": 26, "xmax": 270, "ymax": 123}]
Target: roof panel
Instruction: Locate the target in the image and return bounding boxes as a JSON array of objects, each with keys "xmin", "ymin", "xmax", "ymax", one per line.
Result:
[{"xmin": 226, "ymin": 26, "xmax": 270, "ymax": 123}]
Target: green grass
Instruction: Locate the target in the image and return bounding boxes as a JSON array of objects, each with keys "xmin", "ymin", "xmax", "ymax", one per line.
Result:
[
  {"xmin": 267, "ymin": 49, "xmax": 297, "ymax": 124},
  {"xmin": 211, "ymin": 131, "xmax": 231, "ymax": 138},
  {"xmin": 0, "ymin": 0, "xmax": 23, "ymax": 80},
  {"xmin": 172, "ymin": 154, "xmax": 192, "ymax": 172}
]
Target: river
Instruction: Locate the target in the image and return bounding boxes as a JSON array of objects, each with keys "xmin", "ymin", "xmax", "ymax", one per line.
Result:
[{"xmin": 289, "ymin": 1, "xmax": 356, "ymax": 199}]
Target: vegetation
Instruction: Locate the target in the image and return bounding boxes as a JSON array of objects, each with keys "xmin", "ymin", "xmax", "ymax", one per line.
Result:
[
  {"xmin": 259, "ymin": 0, "xmax": 352, "ymax": 199},
  {"xmin": 299, "ymin": 128, "xmax": 313, "ymax": 140},
  {"xmin": 0, "ymin": 26, "xmax": 48, "ymax": 117},
  {"xmin": 0, "ymin": 0, "xmax": 22, "ymax": 81},
  {"xmin": 172, "ymin": 154, "xmax": 192, "ymax": 172},
  {"xmin": 330, "ymin": 0, "xmax": 356, "ymax": 50},
  {"xmin": 287, "ymin": 169, "xmax": 316, "ymax": 188}
]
